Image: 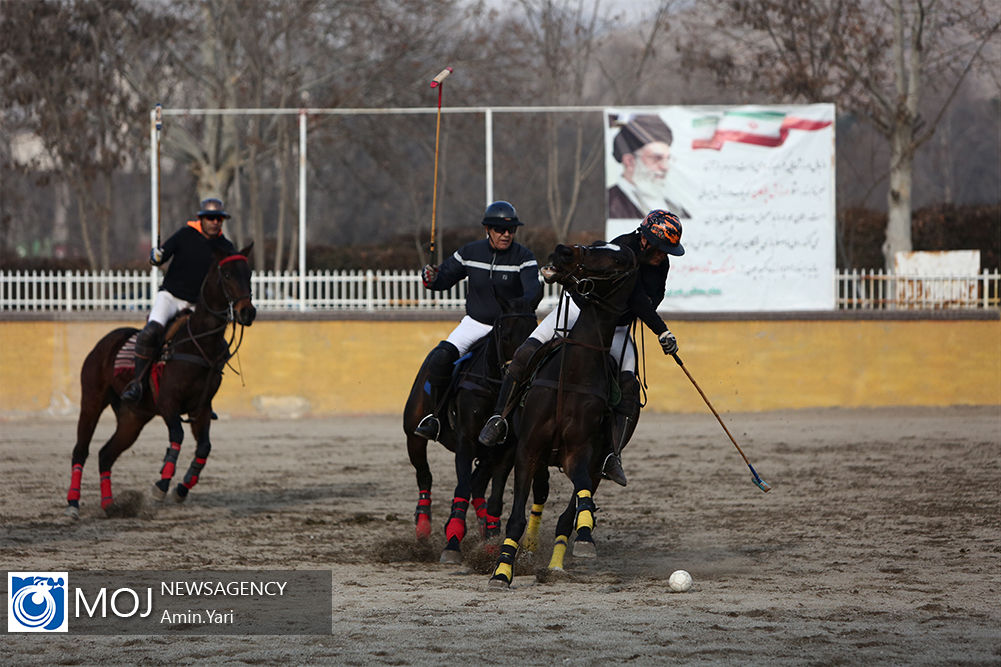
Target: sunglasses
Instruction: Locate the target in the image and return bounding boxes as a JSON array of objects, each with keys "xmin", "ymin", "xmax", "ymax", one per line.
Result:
[
  {"xmin": 489, "ymin": 226, "xmax": 516, "ymax": 235},
  {"xmin": 201, "ymin": 215, "xmax": 225, "ymax": 222}
]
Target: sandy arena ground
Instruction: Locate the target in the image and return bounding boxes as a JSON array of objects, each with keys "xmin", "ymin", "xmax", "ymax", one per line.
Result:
[{"xmin": 1, "ymin": 406, "xmax": 999, "ymax": 664}]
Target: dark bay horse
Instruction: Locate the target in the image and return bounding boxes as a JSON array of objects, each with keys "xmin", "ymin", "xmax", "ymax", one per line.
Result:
[
  {"xmin": 490, "ymin": 242, "xmax": 638, "ymax": 587},
  {"xmin": 65, "ymin": 244, "xmax": 256, "ymax": 518},
  {"xmin": 403, "ymin": 292, "xmax": 541, "ymax": 563}
]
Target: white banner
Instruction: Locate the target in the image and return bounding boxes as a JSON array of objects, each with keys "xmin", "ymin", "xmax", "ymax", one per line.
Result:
[{"xmin": 605, "ymin": 104, "xmax": 836, "ymax": 311}]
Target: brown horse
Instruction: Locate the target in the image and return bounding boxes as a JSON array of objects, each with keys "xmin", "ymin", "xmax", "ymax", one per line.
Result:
[
  {"xmin": 65, "ymin": 244, "xmax": 256, "ymax": 518},
  {"xmin": 490, "ymin": 242, "xmax": 638, "ymax": 586},
  {"xmin": 403, "ymin": 292, "xmax": 542, "ymax": 563}
]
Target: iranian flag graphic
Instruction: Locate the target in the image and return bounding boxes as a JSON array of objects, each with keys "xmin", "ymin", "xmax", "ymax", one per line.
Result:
[{"xmin": 692, "ymin": 109, "xmax": 831, "ymax": 150}]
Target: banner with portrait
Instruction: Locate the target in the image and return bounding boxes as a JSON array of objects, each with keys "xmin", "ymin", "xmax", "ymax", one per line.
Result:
[{"xmin": 605, "ymin": 104, "xmax": 836, "ymax": 311}]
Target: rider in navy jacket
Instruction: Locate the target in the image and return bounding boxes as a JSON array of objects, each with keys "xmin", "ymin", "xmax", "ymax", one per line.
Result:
[{"xmin": 413, "ymin": 201, "xmax": 540, "ymax": 441}]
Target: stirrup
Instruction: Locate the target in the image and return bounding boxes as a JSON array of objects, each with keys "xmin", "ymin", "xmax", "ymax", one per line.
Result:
[
  {"xmin": 601, "ymin": 453, "xmax": 628, "ymax": 487},
  {"xmin": 478, "ymin": 415, "xmax": 508, "ymax": 447},
  {"xmin": 414, "ymin": 414, "xmax": 440, "ymax": 441},
  {"xmin": 121, "ymin": 379, "xmax": 143, "ymax": 403}
]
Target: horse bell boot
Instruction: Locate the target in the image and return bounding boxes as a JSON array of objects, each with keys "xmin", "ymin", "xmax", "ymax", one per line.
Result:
[{"xmin": 122, "ymin": 321, "xmax": 164, "ymax": 403}]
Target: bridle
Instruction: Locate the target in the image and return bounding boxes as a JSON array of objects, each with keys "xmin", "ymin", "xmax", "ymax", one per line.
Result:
[
  {"xmin": 553, "ymin": 245, "xmax": 636, "ymax": 312},
  {"xmin": 174, "ymin": 254, "xmax": 253, "ymax": 372}
]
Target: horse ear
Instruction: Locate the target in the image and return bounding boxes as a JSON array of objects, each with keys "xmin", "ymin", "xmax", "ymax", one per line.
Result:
[{"xmin": 239, "ymin": 241, "xmax": 254, "ymax": 257}]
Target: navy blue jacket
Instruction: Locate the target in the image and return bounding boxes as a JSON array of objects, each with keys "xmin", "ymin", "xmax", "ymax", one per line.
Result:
[
  {"xmin": 428, "ymin": 237, "xmax": 539, "ymax": 324},
  {"xmin": 159, "ymin": 222, "xmax": 237, "ymax": 303},
  {"xmin": 611, "ymin": 231, "xmax": 670, "ymax": 336}
]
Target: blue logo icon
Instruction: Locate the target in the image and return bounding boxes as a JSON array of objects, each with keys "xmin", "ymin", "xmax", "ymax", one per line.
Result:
[{"xmin": 8, "ymin": 572, "xmax": 68, "ymax": 633}]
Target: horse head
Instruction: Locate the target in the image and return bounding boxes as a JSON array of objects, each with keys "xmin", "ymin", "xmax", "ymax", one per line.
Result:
[
  {"xmin": 494, "ymin": 288, "xmax": 543, "ymax": 363},
  {"xmin": 543, "ymin": 242, "xmax": 637, "ymax": 302},
  {"xmin": 207, "ymin": 242, "xmax": 257, "ymax": 326}
]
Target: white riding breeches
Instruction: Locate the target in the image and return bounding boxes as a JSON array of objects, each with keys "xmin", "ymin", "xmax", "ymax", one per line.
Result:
[
  {"xmin": 148, "ymin": 290, "xmax": 196, "ymax": 327},
  {"xmin": 445, "ymin": 316, "xmax": 495, "ymax": 356},
  {"xmin": 529, "ymin": 293, "xmax": 637, "ymax": 374}
]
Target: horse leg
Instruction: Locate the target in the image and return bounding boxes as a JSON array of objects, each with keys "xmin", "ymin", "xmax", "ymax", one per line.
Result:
[
  {"xmin": 523, "ymin": 466, "xmax": 551, "ymax": 554},
  {"xmin": 440, "ymin": 447, "xmax": 475, "ymax": 564},
  {"xmin": 489, "ymin": 450, "xmax": 536, "ymax": 588},
  {"xmin": 548, "ymin": 495, "xmax": 578, "ymax": 571},
  {"xmin": 96, "ymin": 411, "xmax": 150, "ymax": 514},
  {"xmin": 406, "ymin": 432, "xmax": 433, "ymax": 540},
  {"xmin": 152, "ymin": 413, "xmax": 185, "ymax": 500},
  {"xmin": 568, "ymin": 457, "xmax": 599, "ymax": 559},
  {"xmin": 172, "ymin": 410, "xmax": 212, "ymax": 503},
  {"xmin": 469, "ymin": 459, "xmax": 491, "ymax": 539},
  {"xmin": 66, "ymin": 386, "xmax": 112, "ymax": 518}
]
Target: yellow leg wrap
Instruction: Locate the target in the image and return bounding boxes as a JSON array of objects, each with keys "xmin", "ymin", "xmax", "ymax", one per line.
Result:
[
  {"xmin": 548, "ymin": 535, "xmax": 569, "ymax": 570},
  {"xmin": 503, "ymin": 538, "xmax": 519, "ymax": 549},
  {"xmin": 494, "ymin": 561, "xmax": 513, "ymax": 581},
  {"xmin": 524, "ymin": 505, "xmax": 544, "ymax": 552},
  {"xmin": 575, "ymin": 490, "xmax": 595, "ymax": 531}
]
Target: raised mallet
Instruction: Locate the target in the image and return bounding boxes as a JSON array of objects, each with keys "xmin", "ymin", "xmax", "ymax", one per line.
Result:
[
  {"xmin": 672, "ymin": 353, "xmax": 771, "ymax": 492},
  {"xmin": 428, "ymin": 66, "xmax": 453, "ymax": 256}
]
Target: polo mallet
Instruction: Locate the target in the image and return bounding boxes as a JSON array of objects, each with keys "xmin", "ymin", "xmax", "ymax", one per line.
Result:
[
  {"xmin": 428, "ymin": 66, "xmax": 452, "ymax": 257},
  {"xmin": 672, "ymin": 353, "xmax": 771, "ymax": 493},
  {"xmin": 154, "ymin": 102, "xmax": 163, "ymax": 247}
]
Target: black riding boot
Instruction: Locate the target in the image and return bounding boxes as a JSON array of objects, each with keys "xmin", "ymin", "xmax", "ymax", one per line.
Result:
[
  {"xmin": 414, "ymin": 341, "xmax": 460, "ymax": 441},
  {"xmin": 121, "ymin": 321, "xmax": 164, "ymax": 403},
  {"xmin": 478, "ymin": 337, "xmax": 544, "ymax": 447},
  {"xmin": 603, "ymin": 371, "xmax": 641, "ymax": 486}
]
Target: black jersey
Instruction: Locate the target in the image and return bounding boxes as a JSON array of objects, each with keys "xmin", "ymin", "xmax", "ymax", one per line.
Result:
[
  {"xmin": 611, "ymin": 231, "xmax": 670, "ymax": 336},
  {"xmin": 158, "ymin": 222, "xmax": 237, "ymax": 303},
  {"xmin": 428, "ymin": 237, "xmax": 540, "ymax": 325}
]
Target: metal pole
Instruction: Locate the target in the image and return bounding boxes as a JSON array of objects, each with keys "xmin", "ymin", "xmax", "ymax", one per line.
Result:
[
  {"xmin": 298, "ymin": 109, "xmax": 307, "ymax": 312},
  {"xmin": 149, "ymin": 107, "xmax": 160, "ymax": 303},
  {"xmin": 485, "ymin": 108, "xmax": 493, "ymax": 206}
]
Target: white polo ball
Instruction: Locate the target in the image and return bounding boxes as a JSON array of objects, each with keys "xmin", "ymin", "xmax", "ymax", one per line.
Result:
[{"xmin": 669, "ymin": 569, "xmax": 693, "ymax": 592}]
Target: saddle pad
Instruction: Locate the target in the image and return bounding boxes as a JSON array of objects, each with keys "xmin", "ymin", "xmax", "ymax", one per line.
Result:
[{"xmin": 113, "ymin": 334, "xmax": 165, "ymax": 399}]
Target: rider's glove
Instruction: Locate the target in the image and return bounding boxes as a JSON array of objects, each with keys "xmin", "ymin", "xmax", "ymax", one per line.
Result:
[
  {"xmin": 149, "ymin": 247, "xmax": 164, "ymax": 266},
  {"xmin": 658, "ymin": 329, "xmax": 678, "ymax": 356},
  {"xmin": 421, "ymin": 264, "xmax": 439, "ymax": 288}
]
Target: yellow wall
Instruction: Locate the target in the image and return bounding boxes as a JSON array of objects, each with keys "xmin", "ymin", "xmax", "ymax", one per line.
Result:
[{"xmin": 1, "ymin": 318, "xmax": 998, "ymax": 418}]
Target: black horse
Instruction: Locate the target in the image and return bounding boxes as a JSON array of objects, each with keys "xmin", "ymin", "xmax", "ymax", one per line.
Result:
[
  {"xmin": 65, "ymin": 244, "xmax": 256, "ymax": 518},
  {"xmin": 490, "ymin": 242, "xmax": 638, "ymax": 586},
  {"xmin": 403, "ymin": 292, "xmax": 541, "ymax": 563}
]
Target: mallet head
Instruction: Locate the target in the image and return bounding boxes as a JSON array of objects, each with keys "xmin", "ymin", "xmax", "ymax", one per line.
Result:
[{"xmin": 430, "ymin": 66, "xmax": 453, "ymax": 88}]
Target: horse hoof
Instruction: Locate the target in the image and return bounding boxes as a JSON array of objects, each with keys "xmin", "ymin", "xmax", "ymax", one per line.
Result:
[
  {"xmin": 488, "ymin": 576, "xmax": 511, "ymax": 589},
  {"xmin": 63, "ymin": 505, "xmax": 80, "ymax": 520},
  {"xmin": 171, "ymin": 484, "xmax": 189, "ymax": 503},
  {"xmin": 439, "ymin": 548, "xmax": 463, "ymax": 565},
  {"xmin": 572, "ymin": 540, "xmax": 597, "ymax": 559},
  {"xmin": 150, "ymin": 483, "xmax": 166, "ymax": 502}
]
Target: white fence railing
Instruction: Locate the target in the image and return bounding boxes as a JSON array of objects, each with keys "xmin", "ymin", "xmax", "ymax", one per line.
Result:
[{"xmin": 1, "ymin": 268, "xmax": 998, "ymax": 312}]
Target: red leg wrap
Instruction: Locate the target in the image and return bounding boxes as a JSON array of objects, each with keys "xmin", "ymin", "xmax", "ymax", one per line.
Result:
[
  {"xmin": 415, "ymin": 490, "xmax": 432, "ymax": 540},
  {"xmin": 181, "ymin": 457, "xmax": 207, "ymax": 490},
  {"xmin": 445, "ymin": 517, "xmax": 466, "ymax": 542},
  {"xmin": 485, "ymin": 513, "xmax": 501, "ymax": 532},
  {"xmin": 68, "ymin": 464, "xmax": 83, "ymax": 502},
  {"xmin": 100, "ymin": 471, "xmax": 112, "ymax": 509},
  {"xmin": 445, "ymin": 496, "xmax": 469, "ymax": 542},
  {"xmin": 472, "ymin": 497, "xmax": 488, "ymax": 521},
  {"xmin": 160, "ymin": 442, "xmax": 181, "ymax": 480}
]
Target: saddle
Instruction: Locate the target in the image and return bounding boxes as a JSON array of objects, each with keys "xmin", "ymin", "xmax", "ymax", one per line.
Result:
[
  {"xmin": 112, "ymin": 311, "xmax": 195, "ymax": 397},
  {"xmin": 523, "ymin": 338, "xmax": 620, "ymax": 407}
]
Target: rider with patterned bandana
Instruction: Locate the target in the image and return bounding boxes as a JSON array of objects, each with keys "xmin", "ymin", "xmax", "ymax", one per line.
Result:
[
  {"xmin": 478, "ymin": 209, "xmax": 684, "ymax": 486},
  {"xmin": 413, "ymin": 201, "xmax": 540, "ymax": 441},
  {"xmin": 121, "ymin": 198, "xmax": 238, "ymax": 403}
]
